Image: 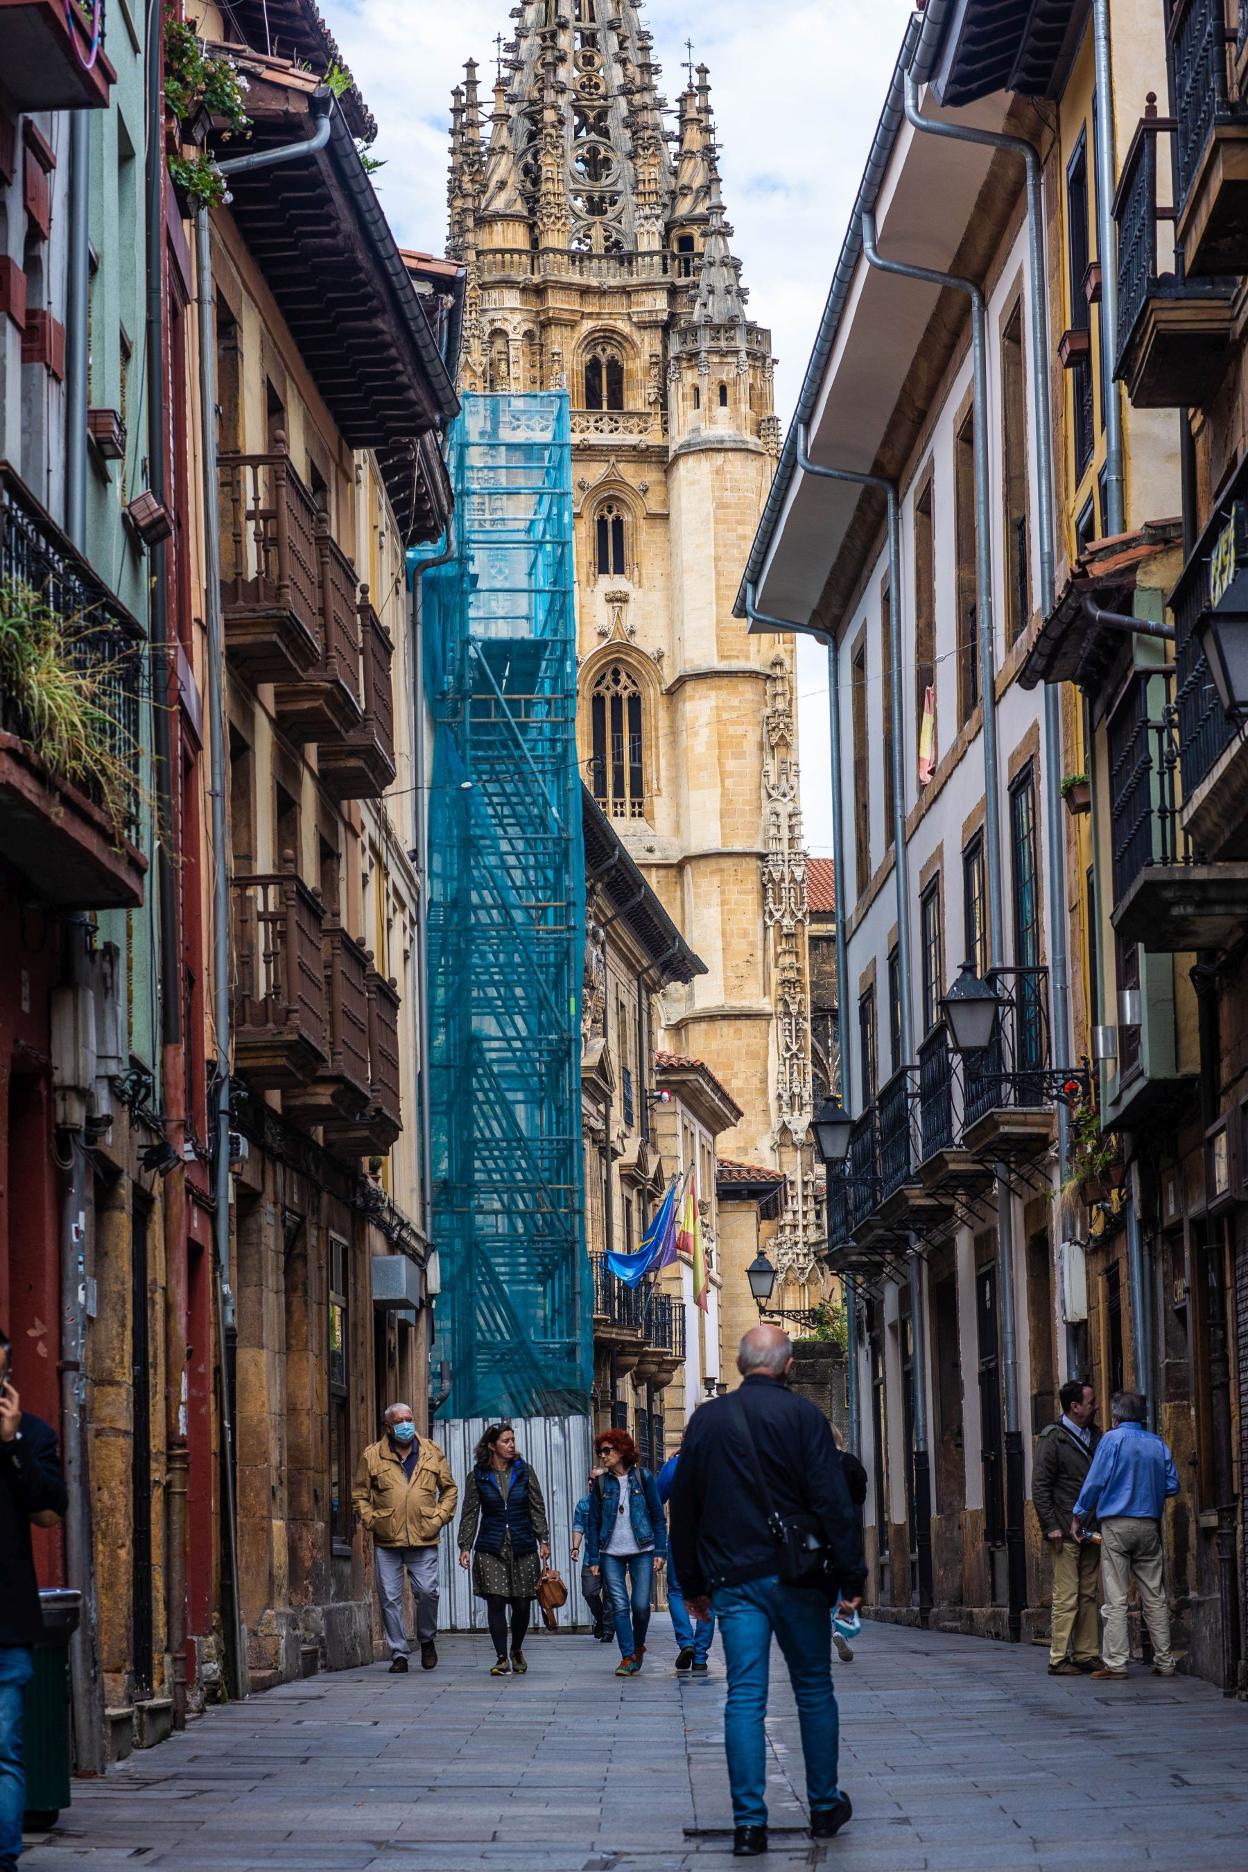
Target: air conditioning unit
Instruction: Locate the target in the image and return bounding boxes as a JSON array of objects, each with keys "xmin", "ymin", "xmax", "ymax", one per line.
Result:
[{"xmin": 372, "ymin": 1254, "xmax": 423, "ymax": 1311}]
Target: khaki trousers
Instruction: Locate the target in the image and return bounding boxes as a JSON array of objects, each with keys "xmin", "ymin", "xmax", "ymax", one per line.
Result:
[
  {"xmin": 1100, "ymin": 1516, "xmax": 1172, "ymax": 1672},
  {"xmin": 1049, "ymin": 1535, "xmax": 1102, "ymax": 1666}
]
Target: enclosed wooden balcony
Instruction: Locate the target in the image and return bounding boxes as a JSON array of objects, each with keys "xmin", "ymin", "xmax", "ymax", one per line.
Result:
[
  {"xmin": 317, "ymin": 595, "xmax": 398, "ymax": 801},
  {"xmin": 0, "ymin": 0, "xmax": 116, "ymax": 110},
  {"xmin": 273, "ymin": 526, "xmax": 363, "ymax": 744},
  {"xmin": 231, "ymin": 857, "xmax": 328, "ymax": 1090},
  {"xmin": 1114, "ymin": 97, "xmax": 1235, "ymax": 409},
  {"xmin": 0, "ymin": 464, "xmax": 146, "ymax": 909},
  {"xmin": 219, "ymin": 444, "xmax": 322, "ymax": 684},
  {"xmin": 322, "ymin": 964, "xmax": 403, "ymax": 1157},
  {"xmin": 1171, "ymin": 0, "xmax": 1248, "ymax": 276},
  {"xmin": 285, "ymin": 919, "xmax": 373, "ymax": 1127}
]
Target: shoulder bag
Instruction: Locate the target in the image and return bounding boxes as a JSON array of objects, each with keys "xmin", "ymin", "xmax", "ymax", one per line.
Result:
[
  {"xmin": 727, "ymin": 1392, "xmax": 831, "ymax": 1595},
  {"xmin": 536, "ymin": 1566, "xmax": 568, "ymax": 1630}
]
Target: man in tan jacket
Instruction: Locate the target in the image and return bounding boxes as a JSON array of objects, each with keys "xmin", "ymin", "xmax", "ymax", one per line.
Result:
[{"xmin": 353, "ymin": 1403, "xmax": 458, "ymax": 1672}]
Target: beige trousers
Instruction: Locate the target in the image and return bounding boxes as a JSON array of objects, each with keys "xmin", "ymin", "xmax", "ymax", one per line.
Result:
[
  {"xmin": 1049, "ymin": 1535, "xmax": 1102, "ymax": 1666},
  {"xmin": 1100, "ymin": 1516, "xmax": 1172, "ymax": 1672}
]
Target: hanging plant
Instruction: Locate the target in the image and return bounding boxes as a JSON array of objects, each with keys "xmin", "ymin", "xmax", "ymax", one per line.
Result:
[
  {"xmin": 164, "ymin": 11, "xmax": 251, "ymax": 153},
  {"xmin": 168, "ymin": 152, "xmax": 230, "ymax": 211},
  {"xmin": 1063, "ymin": 1096, "xmax": 1122, "ymax": 1202}
]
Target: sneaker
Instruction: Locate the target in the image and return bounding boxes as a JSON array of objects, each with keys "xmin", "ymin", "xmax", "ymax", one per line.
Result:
[
  {"xmin": 675, "ymin": 1646, "xmax": 695, "ymax": 1672},
  {"xmin": 691, "ymin": 1660, "xmax": 709, "ymax": 1676},
  {"xmin": 615, "ymin": 1654, "xmax": 642, "ymax": 1676},
  {"xmin": 833, "ymin": 1630, "xmax": 855, "ymax": 1664},
  {"xmin": 387, "ymin": 1655, "xmax": 408, "ymax": 1674},
  {"xmin": 490, "ymin": 1657, "xmax": 511, "ymax": 1676},
  {"xmin": 1048, "ymin": 1660, "xmax": 1083, "ymax": 1676},
  {"xmin": 421, "ymin": 1640, "xmax": 438, "ymax": 1671},
  {"xmin": 511, "ymin": 1651, "xmax": 528, "ymax": 1674},
  {"xmin": 810, "ymin": 1792, "xmax": 853, "ymax": 1840},
  {"xmin": 733, "ymin": 1826, "xmax": 768, "ymax": 1858},
  {"xmin": 1090, "ymin": 1667, "xmax": 1129, "ymax": 1680},
  {"xmin": 1152, "ymin": 1663, "xmax": 1176, "ymax": 1677}
]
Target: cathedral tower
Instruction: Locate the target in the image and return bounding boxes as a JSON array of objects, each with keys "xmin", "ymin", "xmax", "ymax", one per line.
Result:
[{"xmin": 449, "ymin": 2, "xmax": 821, "ymax": 1279}]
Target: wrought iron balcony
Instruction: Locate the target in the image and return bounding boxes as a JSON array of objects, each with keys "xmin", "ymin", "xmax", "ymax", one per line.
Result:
[
  {"xmin": 847, "ymin": 1108, "xmax": 880, "ymax": 1234},
  {"xmin": 592, "ymin": 1255, "xmax": 644, "ymax": 1335},
  {"xmin": 877, "ymin": 1067, "xmax": 916, "ymax": 1203},
  {"xmin": 918, "ymin": 1030, "xmax": 955, "ymax": 1165},
  {"xmin": 0, "ymin": 463, "xmax": 146, "ymax": 909},
  {"xmin": 0, "ymin": 0, "xmax": 115, "ymax": 111},
  {"xmin": 960, "ymin": 967, "xmax": 1057, "ymax": 1160},
  {"xmin": 231, "ymin": 857, "xmax": 329, "ymax": 1091},
  {"xmin": 1170, "ymin": 0, "xmax": 1248, "ymax": 276},
  {"xmin": 826, "ymin": 1172, "xmax": 851, "ymax": 1254},
  {"xmin": 1113, "ymin": 95, "xmax": 1235, "ymax": 409}
]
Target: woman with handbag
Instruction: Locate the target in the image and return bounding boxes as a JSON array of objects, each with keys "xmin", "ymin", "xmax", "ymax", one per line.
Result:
[
  {"xmin": 586, "ymin": 1427, "xmax": 666, "ymax": 1676},
  {"xmin": 457, "ymin": 1423, "xmax": 550, "ymax": 1675}
]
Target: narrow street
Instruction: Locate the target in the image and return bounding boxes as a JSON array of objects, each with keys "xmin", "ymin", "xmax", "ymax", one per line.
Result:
[{"xmin": 24, "ymin": 1624, "xmax": 1247, "ymax": 1872}]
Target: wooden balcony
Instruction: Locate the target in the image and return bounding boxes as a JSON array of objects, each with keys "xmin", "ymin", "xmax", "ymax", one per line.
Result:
[
  {"xmin": 317, "ymin": 595, "xmax": 398, "ymax": 801},
  {"xmin": 231, "ymin": 858, "xmax": 328, "ymax": 1090},
  {"xmin": 322, "ymin": 964, "xmax": 403, "ymax": 1157},
  {"xmin": 219, "ymin": 444, "xmax": 322, "ymax": 684},
  {"xmin": 273, "ymin": 525, "xmax": 363, "ymax": 744},
  {"xmin": 285, "ymin": 919, "xmax": 373, "ymax": 1127},
  {"xmin": 0, "ymin": 463, "xmax": 146, "ymax": 909},
  {"xmin": 0, "ymin": 0, "xmax": 115, "ymax": 111},
  {"xmin": 1172, "ymin": 0, "xmax": 1248, "ymax": 276},
  {"xmin": 1114, "ymin": 99, "xmax": 1235, "ymax": 410}
]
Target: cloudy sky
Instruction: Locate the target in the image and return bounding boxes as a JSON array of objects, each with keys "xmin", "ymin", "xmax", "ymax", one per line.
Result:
[{"xmin": 328, "ymin": 0, "xmax": 916, "ymax": 856}]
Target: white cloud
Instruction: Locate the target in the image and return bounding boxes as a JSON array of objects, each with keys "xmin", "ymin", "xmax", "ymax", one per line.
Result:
[{"xmin": 325, "ymin": 0, "xmax": 915, "ymax": 863}]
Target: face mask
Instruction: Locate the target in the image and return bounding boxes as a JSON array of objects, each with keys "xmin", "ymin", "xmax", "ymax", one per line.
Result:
[{"xmin": 391, "ymin": 1421, "xmax": 417, "ymax": 1444}]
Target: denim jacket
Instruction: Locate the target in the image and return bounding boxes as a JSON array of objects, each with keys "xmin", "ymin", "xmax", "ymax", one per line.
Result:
[{"xmin": 586, "ymin": 1466, "xmax": 667, "ymax": 1565}]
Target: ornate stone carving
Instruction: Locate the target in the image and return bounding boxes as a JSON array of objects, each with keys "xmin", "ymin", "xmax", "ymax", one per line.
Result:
[{"xmin": 582, "ymin": 919, "xmax": 607, "ymax": 1047}]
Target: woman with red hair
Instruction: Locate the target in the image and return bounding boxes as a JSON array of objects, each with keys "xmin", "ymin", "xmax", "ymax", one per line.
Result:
[{"xmin": 587, "ymin": 1427, "xmax": 666, "ymax": 1675}]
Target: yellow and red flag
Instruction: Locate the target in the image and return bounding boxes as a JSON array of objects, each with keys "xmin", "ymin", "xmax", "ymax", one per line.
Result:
[{"xmin": 678, "ymin": 1170, "xmax": 709, "ymax": 1312}]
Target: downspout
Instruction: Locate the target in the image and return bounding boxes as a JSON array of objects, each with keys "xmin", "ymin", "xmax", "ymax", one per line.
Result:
[
  {"xmin": 65, "ymin": 116, "xmax": 89, "ymax": 546},
  {"xmin": 744, "ymin": 583, "xmax": 859, "ymax": 1454},
  {"xmin": 193, "ymin": 91, "xmax": 333, "ymax": 1702},
  {"xmin": 1093, "ymin": 0, "xmax": 1126, "ymax": 537},
  {"xmin": 861, "ymin": 207, "xmax": 1026, "ymax": 1639},
  {"xmin": 791, "ymin": 432, "xmax": 910, "ymax": 1488}
]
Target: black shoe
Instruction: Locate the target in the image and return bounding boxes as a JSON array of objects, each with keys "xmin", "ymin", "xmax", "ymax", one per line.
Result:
[
  {"xmin": 388, "ymin": 1655, "xmax": 409, "ymax": 1674},
  {"xmin": 691, "ymin": 1659, "xmax": 709, "ymax": 1675},
  {"xmin": 675, "ymin": 1646, "xmax": 695, "ymax": 1672},
  {"xmin": 810, "ymin": 1793, "xmax": 852, "ymax": 1840},
  {"xmin": 421, "ymin": 1640, "xmax": 438, "ymax": 1671},
  {"xmin": 733, "ymin": 1826, "xmax": 768, "ymax": 1857}
]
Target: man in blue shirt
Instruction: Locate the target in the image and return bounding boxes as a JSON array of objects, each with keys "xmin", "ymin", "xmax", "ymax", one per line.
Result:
[
  {"xmin": 1071, "ymin": 1390, "xmax": 1179, "ymax": 1680},
  {"xmin": 657, "ymin": 1449, "xmax": 715, "ymax": 1672}
]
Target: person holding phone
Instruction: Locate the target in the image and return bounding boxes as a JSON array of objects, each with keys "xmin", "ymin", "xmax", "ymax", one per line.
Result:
[{"xmin": 1, "ymin": 1327, "xmax": 68, "ymax": 1872}]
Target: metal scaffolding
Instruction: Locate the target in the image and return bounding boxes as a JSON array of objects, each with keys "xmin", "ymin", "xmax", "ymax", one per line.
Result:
[{"xmin": 420, "ymin": 393, "xmax": 589, "ymax": 1423}]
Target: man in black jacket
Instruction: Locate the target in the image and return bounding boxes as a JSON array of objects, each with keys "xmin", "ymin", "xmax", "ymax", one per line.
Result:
[
  {"xmin": 1032, "ymin": 1378, "xmax": 1102, "ymax": 1676},
  {"xmin": 0, "ymin": 1328, "xmax": 67, "ymax": 1871},
  {"xmin": 670, "ymin": 1324, "xmax": 865, "ymax": 1859}
]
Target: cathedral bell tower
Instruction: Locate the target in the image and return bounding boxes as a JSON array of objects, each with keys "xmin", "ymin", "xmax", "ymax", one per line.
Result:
[{"xmin": 448, "ymin": 1, "xmax": 821, "ymax": 1285}]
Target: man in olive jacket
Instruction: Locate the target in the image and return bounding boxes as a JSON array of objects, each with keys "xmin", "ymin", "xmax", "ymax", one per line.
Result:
[
  {"xmin": 1033, "ymin": 1379, "xmax": 1101, "ymax": 1675},
  {"xmin": 353, "ymin": 1403, "xmax": 457, "ymax": 1673}
]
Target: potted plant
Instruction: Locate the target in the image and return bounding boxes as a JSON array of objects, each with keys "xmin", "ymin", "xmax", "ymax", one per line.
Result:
[
  {"xmin": 1061, "ymin": 771, "xmax": 1091, "ymax": 816},
  {"xmin": 1064, "ymin": 1098, "xmax": 1122, "ymax": 1205}
]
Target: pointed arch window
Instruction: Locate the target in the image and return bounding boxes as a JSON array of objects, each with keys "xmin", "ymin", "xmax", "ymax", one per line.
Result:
[
  {"xmin": 594, "ymin": 500, "xmax": 628, "ymax": 577},
  {"xmin": 718, "ymin": 381, "xmax": 728, "ymax": 408},
  {"xmin": 584, "ymin": 342, "xmax": 625, "ymax": 411},
  {"xmin": 591, "ymin": 664, "xmax": 646, "ymax": 820}
]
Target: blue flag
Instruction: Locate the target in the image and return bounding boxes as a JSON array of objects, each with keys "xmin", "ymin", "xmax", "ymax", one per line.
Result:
[{"xmin": 605, "ymin": 1174, "xmax": 681, "ymax": 1288}]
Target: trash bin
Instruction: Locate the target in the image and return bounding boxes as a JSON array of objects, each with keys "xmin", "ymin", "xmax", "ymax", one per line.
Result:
[{"xmin": 22, "ymin": 1588, "xmax": 80, "ymax": 1829}]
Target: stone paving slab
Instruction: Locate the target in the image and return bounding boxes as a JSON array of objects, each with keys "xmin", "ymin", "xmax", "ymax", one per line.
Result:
[{"xmin": 23, "ymin": 1622, "xmax": 1248, "ymax": 1870}]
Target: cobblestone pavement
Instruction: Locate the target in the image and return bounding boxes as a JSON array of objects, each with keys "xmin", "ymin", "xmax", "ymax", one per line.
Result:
[{"xmin": 24, "ymin": 1621, "xmax": 1248, "ymax": 1872}]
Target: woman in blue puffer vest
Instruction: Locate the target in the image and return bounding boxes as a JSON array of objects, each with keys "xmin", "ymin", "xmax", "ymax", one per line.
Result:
[
  {"xmin": 586, "ymin": 1427, "xmax": 667, "ymax": 1675},
  {"xmin": 458, "ymin": 1423, "xmax": 550, "ymax": 1674}
]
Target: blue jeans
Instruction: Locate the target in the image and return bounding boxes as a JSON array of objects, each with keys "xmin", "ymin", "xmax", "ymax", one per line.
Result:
[
  {"xmin": 600, "ymin": 1551, "xmax": 654, "ymax": 1657},
  {"xmin": 668, "ymin": 1551, "xmax": 715, "ymax": 1662},
  {"xmin": 713, "ymin": 1574, "xmax": 839, "ymax": 1829},
  {"xmin": 0, "ymin": 1646, "xmax": 34, "ymax": 1865}
]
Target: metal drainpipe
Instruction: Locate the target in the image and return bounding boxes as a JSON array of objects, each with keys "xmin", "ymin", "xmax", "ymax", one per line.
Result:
[
  {"xmin": 65, "ymin": 115, "xmax": 89, "ymax": 546},
  {"xmin": 744, "ymin": 583, "xmax": 860, "ymax": 1452},
  {"xmin": 1093, "ymin": 0, "xmax": 1126, "ymax": 538},
  {"xmin": 792, "ymin": 430, "xmax": 919, "ymax": 1551},
  {"xmin": 193, "ymin": 93, "xmax": 333, "ymax": 1702},
  {"xmin": 860, "ymin": 208, "xmax": 1027, "ymax": 1638}
]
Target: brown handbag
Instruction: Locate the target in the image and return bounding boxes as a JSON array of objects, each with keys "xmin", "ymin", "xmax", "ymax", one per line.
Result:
[{"xmin": 536, "ymin": 1566, "xmax": 568, "ymax": 1629}]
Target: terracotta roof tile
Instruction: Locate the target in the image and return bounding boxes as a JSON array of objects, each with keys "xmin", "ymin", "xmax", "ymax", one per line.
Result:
[
  {"xmin": 717, "ymin": 1157, "xmax": 786, "ymax": 1186},
  {"xmin": 807, "ymin": 859, "xmax": 837, "ymax": 914},
  {"xmin": 653, "ymin": 1051, "xmax": 741, "ymax": 1118}
]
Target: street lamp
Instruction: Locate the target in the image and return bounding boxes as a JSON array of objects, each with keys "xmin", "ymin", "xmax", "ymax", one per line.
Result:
[
  {"xmin": 811, "ymin": 1091, "xmax": 853, "ymax": 1168},
  {"xmin": 1199, "ymin": 501, "xmax": 1248, "ymax": 713},
  {"xmin": 940, "ymin": 960, "xmax": 1001, "ymax": 1054},
  {"xmin": 746, "ymin": 1248, "xmax": 778, "ymax": 1310}
]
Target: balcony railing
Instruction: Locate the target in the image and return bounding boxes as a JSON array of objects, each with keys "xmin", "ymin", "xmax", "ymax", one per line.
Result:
[
  {"xmin": 918, "ymin": 1029, "xmax": 954, "ymax": 1162},
  {"xmin": 286, "ymin": 918, "xmax": 372, "ymax": 1127},
  {"xmin": 314, "ymin": 594, "xmax": 398, "ymax": 802},
  {"xmin": 1108, "ymin": 692, "xmax": 1192, "ymax": 903},
  {"xmin": 1173, "ymin": 552, "xmax": 1236, "ymax": 799},
  {"xmin": 962, "ymin": 967, "xmax": 1051, "ymax": 1131},
  {"xmin": 231, "ymin": 857, "xmax": 328, "ymax": 1090},
  {"xmin": 646, "ymin": 1291, "xmax": 687, "ymax": 1360},
  {"xmin": 847, "ymin": 1108, "xmax": 879, "ymax": 1232},
  {"xmin": 826, "ymin": 1173, "xmax": 851, "ymax": 1252},
  {"xmin": 0, "ymin": 463, "xmax": 146, "ymax": 908},
  {"xmin": 593, "ymin": 1255, "xmax": 642, "ymax": 1331},
  {"xmin": 366, "ymin": 969, "xmax": 403, "ymax": 1150},
  {"xmin": 877, "ymin": 1066, "xmax": 916, "ymax": 1200},
  {"xmin": 219, "ymin": 443, "xmax": 322, "ymax": 683},
  {"xmin": 1170, "ymin": 0, "xmax": 1232, "ymax": 207}
]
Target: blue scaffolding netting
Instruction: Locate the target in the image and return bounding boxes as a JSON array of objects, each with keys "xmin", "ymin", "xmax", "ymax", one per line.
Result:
[{"xmin": 419, "ymin": 393, "xmax": 589, "ymax": 1423}]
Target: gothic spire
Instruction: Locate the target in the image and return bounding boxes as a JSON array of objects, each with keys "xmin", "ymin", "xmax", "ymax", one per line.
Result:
[
  {"xmin": 480, "ymin": 75, "xmax": 524, "ymax": 218},
  {"xmin": 671, "ymin": 67, "xmax": 714, "ymax": 230}
]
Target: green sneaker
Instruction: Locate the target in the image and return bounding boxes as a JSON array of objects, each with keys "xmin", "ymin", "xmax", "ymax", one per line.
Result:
[{"xmin": 614, "ymin": 1654, "xmax": 641, "ymax": 1676}]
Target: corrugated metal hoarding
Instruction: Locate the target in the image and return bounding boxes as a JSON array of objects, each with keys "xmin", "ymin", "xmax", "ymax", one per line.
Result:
[{"xmin": 435, "ymin": 1413, "xmax": 595, "ymax": 1632}]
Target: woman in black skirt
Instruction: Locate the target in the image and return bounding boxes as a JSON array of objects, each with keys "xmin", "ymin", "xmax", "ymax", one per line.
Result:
[{"xmin": 457, "ymin": 1423, "xmax": 551, "ymax": 1674}]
